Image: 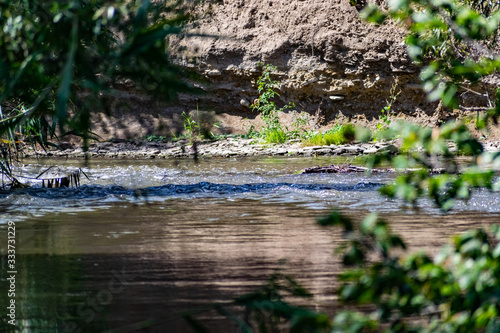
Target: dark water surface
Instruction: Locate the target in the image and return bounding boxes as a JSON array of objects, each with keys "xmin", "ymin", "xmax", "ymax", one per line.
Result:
[{"xmin": 1, "ymin": 157, "xmax": 500, "ymax": 332}]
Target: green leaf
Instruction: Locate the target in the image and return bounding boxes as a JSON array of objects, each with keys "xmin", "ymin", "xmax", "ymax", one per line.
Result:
[
  {"xmin": 442, "ymin": 84, "xmax": 458, "ymax": 108},
  {"xmin": 420, "ymin": 65, "xmax": 438, "ymax": 81},
  {"xmin": 428, "ymin": 81, "xmax": 447, "ymax": 101},
  {"xmin": 407, "ymin": 44, "xmax": 423, "ymax": 60},
  {"xmin": 379, "ymin": 184, "xmax": 396, "ymax": 198},
  {"xmin": 390, "ymin": 235, "xmax": 407, "ymax": 250},
  {"xmin": 318, "ymin": 211, "xmax": 354, "ymax": 231},
  {"xmin": 355, "ymin": 126, "xmax": 372, "ymax": 142},
  {"xmin": 53, "ymin": 12, "xmax": 63, "ymax": 23},
  {"xmin": 360, "ymin": 4, "xmax": 387, "ymax": 24},
  {"xmin": 56, "ymin": 16, "xmax": 78, "ymax": 132},
  {"xmin": 493, "ymin": 243, "xmax": 500, "ymax": 258},
  {"xmin": 388, "ymin": 0, "xmax": 408, "ymax": 11},
  {"xmin": 360, "ymin": 214, "xmax": 378, "ymax": 234},
  {"xmin": 440, "ymin": 199, "xmax": 455, "ymax": 211},
  {"xmin": 393, "ymin": 155, "xmax": 409, "ymax": 169}
]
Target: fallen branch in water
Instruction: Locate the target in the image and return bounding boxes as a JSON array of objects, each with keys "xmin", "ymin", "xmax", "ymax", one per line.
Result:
[
  {"xmin": 300, "ymin": 164, "xmax": 450, "ymax": 174},
  {"xmin": 300, "ymin": 164, "xmax": 393, "ymax": 174}
]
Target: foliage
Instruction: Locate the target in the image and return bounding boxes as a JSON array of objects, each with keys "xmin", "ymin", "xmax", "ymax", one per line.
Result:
[
  {"xmin": 262, "ymin": 127, "xmax": 288, "ymax": 144},
  {"xmin": 251, "ymin": 63, "xmax": 297, "ymax": 144},
  {"xmin": 461, "ymin": 0, "xmax": 500, "ymax": 17},
  {"xmin": 0, "ymin": 0, "xmax": 201, "ymax": 188},
  {"xmin": 356, "ymin": 0, "xmax": 500, "ymax": 210},
  {"xmin": 0, "ymin": 0, "xmax": 195, "ymax": 150},
  {"xmin": 363, "ymin": 120, "xmax": 499, "ymax": 210},
  {"xmin": 181, "ymin": 111, "xmax": 201, "ymax": 140},
  {"xmin": 0, "ymin": 151, "xmax": 24, "ymax": 189},
  {"xmin": 243, "ymin": 124, "xmax": 261, "ymax": 140},
  {"xmin": 288, "ymin": 112, "xmax": 314, "ymax": 141},
  {"xmin": 1, "ymin": 103, "xmax": 60, "ymax": 151},
  {"xmin": 329, "ymin": 0, "xmax": 500, "ymax": 325},
  {"xmin": 302, "ymin": 124, "xmax": 355, "ymax": 146},
  {"xmin": 0, "ymin": 103, "xmax": 61, "ymax": 188},
  {"xmin": 318, "ymin": 210, "xmax": 500, "ymax": 333},
  {"xmin": 180, "ymin": 108, "xmax": 220, "ymax": 142},
  {"xmin": 143, "ymin": 108, "xmax": 221, "ymax": 143},
  {"xmin": 361, "ymin": 0, "xmax": 500, "ymax": 110}
]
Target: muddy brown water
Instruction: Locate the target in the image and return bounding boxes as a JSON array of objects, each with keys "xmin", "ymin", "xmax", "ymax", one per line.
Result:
[{"xmin": 1, "ymin": 157, "xmax": 500, "ymax": 332}]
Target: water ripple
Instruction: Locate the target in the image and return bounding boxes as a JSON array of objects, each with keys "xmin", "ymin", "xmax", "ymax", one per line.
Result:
[{"xmin": 0, "ymin": 181, "xmax": 383, "ymax": 200}]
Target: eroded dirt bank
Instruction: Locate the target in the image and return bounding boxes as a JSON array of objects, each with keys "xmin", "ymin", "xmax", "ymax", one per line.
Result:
[{"xmin": 89, "ymin": 0, "xmax": 498, "ymax": 142}]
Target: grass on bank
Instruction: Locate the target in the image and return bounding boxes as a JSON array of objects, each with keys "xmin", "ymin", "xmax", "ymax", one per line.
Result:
[
  {"xmin": 141, "ymin": 123, "xmax": 358, "ymax": 146},
  {"xmin": 302, "ymin": 124, "xmax": 355, "ymax": 146},
  {"xmin": 263, "ymin": 128, "xmax": 288, "ymax": 144}
]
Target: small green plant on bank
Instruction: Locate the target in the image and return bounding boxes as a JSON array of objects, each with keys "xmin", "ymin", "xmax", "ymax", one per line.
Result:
[
  {"xmin": 376, "ymin": 80, "xmax": 401, "ymax": 132},
  {"xmin": 181, "ymin": 111, "xmax": 200, "ymax": 140},
  {"xmin": 180, "ymin": 108, "xmax": 220, "ymax": 142},
  {"xmin": 288, "ymin": 112, "xmax": 313, "ymax": 140},
  {"xmin": 142, "ymin": 135, "xmax": 170, "ymax": 142},
  {"xmin": 242, "ymin": 123, "xmax": 260, "ymax": 139},
  {"xmin": 242, "ymin": 111, "xmax": 313, "ymax": 142},
  {"xmin": 252, "ymin": 63, "xmax": 296, "ymax": 144},
  {"xmin": 263, "ymin": 127, "xmax": 287, "ymax": 144}
]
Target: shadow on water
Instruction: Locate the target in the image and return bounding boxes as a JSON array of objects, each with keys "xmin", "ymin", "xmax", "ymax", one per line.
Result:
[
  {"xmin": 1, "ymin": 157, "xmax": 500, "ymax": 332},
  {"xmin": 1, "ymin": 199, "xmax": 342, "ymax": 332}
]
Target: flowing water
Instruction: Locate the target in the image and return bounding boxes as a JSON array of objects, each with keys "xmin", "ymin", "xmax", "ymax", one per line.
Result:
[{"xmin": 1, "ymin": 157, "xmax": 500, "ymax": 332}]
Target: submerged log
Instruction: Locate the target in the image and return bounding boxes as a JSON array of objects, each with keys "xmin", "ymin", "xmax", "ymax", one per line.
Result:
[
  {"xmin": 300, "ymin": 164, "xmax": 449, "ymax": 174},
  {"xmin": 300, "ymin": 164, "xmax": 393, "ymax": 174}
]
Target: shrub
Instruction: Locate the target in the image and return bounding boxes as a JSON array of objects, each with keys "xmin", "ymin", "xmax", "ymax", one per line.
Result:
[
  {"xmin": 318, "ymin": 211, "xmax": 500, "ymax": 333},
  {"xmin": 251, "ymin": 63, "xmax": 296, "ymax": 144},
  {"xmin": 0, "ymin": 0, "xmax": 194, "ymax": 149}
]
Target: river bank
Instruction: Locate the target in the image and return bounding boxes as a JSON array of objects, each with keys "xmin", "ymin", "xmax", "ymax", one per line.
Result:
[
  {"xmin": 23, "ymin": 137, "xmax": 400, "ymax": 160},
  {"xmin": 21, "ymin": 136, "xmax": 500, "ymax": 160}
]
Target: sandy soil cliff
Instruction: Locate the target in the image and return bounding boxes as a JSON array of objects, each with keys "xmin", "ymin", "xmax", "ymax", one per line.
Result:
[{"xmin": 90, "ymin": 0, "xmax": 495, "ymax": 140}]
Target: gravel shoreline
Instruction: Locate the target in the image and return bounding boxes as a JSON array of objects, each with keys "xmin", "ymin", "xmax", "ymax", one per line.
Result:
[
  {"xmin": 22, "ymin": 138, "xmax": 403, "ymax": 160},
  {"xmin": 22, "ymin": 137, "xmax": 500, "ymax": 160}
]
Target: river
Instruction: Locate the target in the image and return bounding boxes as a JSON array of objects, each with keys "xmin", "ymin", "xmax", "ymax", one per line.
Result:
[{"xmin": 1, "ymin": 157, "xmax": 499, "ymax": 332}]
